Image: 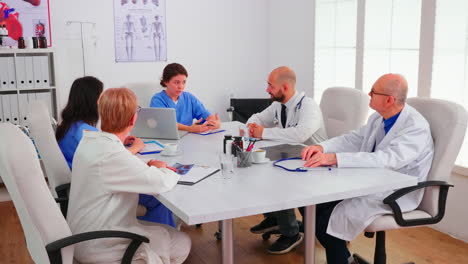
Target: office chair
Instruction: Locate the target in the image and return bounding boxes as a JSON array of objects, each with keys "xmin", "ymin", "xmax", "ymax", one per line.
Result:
[
  {"xmin": 125, "ymin": 82, "xmax": 162, "ymax": 107},
  {"xmin": 29, "ymin": 100, "xmax": 72, "ymax": 216},
  {"xmin": 353, "ymin": 97, "xmax": 468, "ymax": 264},
  {"xmin": 319, "ymin": 87, "xmax": 369, "ymax": 138},
  {"xmin": 0, "ymin": 123, "xmax": 149, "ymax": 264},
  {"xmin": 226, "ymin": 98, "xmax": 272, "ymax": 123},
  {"xmin": 28, "ymin": 101, "xmax": 147, "ymax": 218}
]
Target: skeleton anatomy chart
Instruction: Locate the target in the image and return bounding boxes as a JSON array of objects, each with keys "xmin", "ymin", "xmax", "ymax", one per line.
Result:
[{"xmin": 114, "ymin": 0, "xmax": 166, "ymax": 62}]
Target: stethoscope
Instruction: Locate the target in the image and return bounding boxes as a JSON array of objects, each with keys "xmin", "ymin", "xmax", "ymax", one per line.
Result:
[
  {"xmin": 273, "ymin": 157, "xmax": 333, "ymax": 172},
  {"xmin": 273, "ymin": 95, "xmax": 306, "ymax": 126},
  {"xmin": 273, "ymin": 157, "xmax": 308, "ymax": 172}
]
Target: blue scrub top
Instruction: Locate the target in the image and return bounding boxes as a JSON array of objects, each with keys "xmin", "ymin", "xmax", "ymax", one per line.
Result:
[
  {"xmin": 58, "ymin": 121, "xmax": 98, "ymax": 169},
  {"xmin": 150, "ymin": 90, "xmax": 211, "ymax": 126}
]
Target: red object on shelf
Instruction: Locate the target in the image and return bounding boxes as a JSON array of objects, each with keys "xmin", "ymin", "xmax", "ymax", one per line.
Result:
[
  {"xmin": 23, "ymin": 0, "xmax": 41, "ymax": 7},
  {"xmin": 0, "ymin": 3, "xmax": 23, "ymax": 41}
]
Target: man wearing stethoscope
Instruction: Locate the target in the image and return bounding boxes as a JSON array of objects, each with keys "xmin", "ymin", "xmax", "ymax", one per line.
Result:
[{"xmin": 247, "ymin": 66, "xmax": 328, "ymax": 254}]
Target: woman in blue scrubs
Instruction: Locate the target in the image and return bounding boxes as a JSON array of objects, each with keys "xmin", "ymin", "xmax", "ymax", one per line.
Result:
[
  {"xmin": 56, "ymin": 76, "xmax": 175, "ymax": 227},
  {"xmin": 150, "ymin": 63, "xmax": 221, "ymax": 132}
]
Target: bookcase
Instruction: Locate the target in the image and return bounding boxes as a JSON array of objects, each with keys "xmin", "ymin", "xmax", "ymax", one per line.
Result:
[{"xmin": 0, "ymin": 48, "xmax": 58, "ymax": 128}]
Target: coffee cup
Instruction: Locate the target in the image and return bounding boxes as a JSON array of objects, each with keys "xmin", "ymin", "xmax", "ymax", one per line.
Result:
[
  {"xmin": 252, "ymin": 149, "xmax": 266, "ymax": 163},
  {"xmin": 164, "ymin": 143, "xmax": 179, "ymax": 154}
]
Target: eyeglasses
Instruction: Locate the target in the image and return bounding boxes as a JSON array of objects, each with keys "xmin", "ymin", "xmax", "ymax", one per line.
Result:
[
  {"xmin": 369, "ymin": 89, "xmax": 392, "ymax": 97},
  {"xmin": 136, "ymin": 106, "xmax": 142, "ymax": 113}
]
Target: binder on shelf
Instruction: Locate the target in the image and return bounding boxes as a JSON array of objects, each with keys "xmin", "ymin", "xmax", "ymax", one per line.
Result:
[
  {"xmin": 9, "ymin": 94, "xmax": 19, "ymax": 125},
  {"xmin": 16, "ymin": 56, "xmax": 27, "ymax": 89},
  {"xmin": 2, "ymin": 95, "xmax": 11, "ymax": 123},
  {"xmin": 25, "ymin": 56, "xmax": 35, "ymax": 89},
  {"xmin": 36, "ymin": 92, "xmax": 53, "ymax": 117},
  {"xmin": 27, "ymin": 92, "xmax": 36, "ymax": 103},
  {"xmin": 32, "ymin": 56, "xmax": 43, "ymax": 89},
  {"xmin": 0, "ymin": 57, "xmax": 9, "ymax": 91},
  {"xmin": 40, "ymin": 55, "xmax": 50, "ymax": 87},
  {"xmin": 0, "ymin": 95, "xmax": 3, "ymax": 122},
  {"xmin": 6, "ymin": 56, "xmax": 16, "ymax": 90},
  {"xmin": 19, "ymin": 93, "xmax": 29, "ymax": 127}
]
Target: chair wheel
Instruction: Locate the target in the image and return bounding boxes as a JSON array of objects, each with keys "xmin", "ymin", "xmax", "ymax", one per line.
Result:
[
  {"xmin": 262, "ymin": 233, "xmax": 271, "ymax": 240},
  {"xmin": 214, "ymin": 231, "xmax": 222, "ymax": 240}
]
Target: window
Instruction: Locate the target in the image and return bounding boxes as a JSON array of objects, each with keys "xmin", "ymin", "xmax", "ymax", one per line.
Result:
[
  {"xmin": 362, "ymin": 0, "xmax": 421, "ymax": 95},
  {"xmin": 314, "ymin": 0, "xmax": 357, "ymax": 102},
  {"xmin": 432, "ymin": 0, "xmax": 468, "ymax": 167}
]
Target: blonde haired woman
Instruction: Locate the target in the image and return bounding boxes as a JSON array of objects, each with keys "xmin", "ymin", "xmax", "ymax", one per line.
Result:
[{"xmin": 67, "ymin": 88, "xmax": 191, "ymax": 264}]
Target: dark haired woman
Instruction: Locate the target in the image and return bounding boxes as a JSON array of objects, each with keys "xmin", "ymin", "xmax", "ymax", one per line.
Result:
[
  {"xmin": 150, "ymin": 63, "xmax": 221, "ymax": 132},
  {"xmin": 56, "ymin": 76, "xmax": 105, "ymax": 168}
]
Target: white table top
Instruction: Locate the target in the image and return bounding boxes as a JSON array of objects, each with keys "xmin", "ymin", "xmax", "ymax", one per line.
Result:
[{"xmin": 141, "ymin": 122, "xmax": 417, "ymax": 225}]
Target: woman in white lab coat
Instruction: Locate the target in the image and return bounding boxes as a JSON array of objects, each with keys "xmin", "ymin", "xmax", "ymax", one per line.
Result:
[
  {"xmin": 67, "ymin": 88, "xmax": 191, "ymax": 264},
  {"xmin": 301, "ymin": 74, "xmax": 434, "ymax": 264}
]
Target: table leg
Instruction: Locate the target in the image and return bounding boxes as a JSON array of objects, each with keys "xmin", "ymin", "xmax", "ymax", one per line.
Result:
[
  {"xmin": 222, "ymin": 219, "xmax": 233, "ymax": 264},
  {"xmin": 304, "ymin": 205, "xmax": 316, "ymax": 264}
]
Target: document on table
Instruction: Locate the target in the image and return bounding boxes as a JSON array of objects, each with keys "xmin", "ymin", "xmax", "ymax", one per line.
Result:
[
  {"xmin": 139, "ymin": 141, "xmax": 165, "ymax": 154},
  {"xmin": 191, "ymin": 129, "xmax": 225, "ymax": 135},
  {"xmin": 173, "ymin": 163, "xmax": 220, "ymax": 185}
]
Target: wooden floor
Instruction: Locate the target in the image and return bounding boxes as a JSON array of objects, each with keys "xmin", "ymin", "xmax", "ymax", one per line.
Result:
[{"xmin": 1, "ymin": 201, "xmax": 467, "ymax": 264}]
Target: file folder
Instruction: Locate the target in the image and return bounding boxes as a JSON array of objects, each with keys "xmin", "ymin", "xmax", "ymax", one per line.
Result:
[
  {"xmin": 25, "ymin": 56, "xmax": 35, "ymax": 89},
  {"xmin": 32, "ymin": 56, "xmax": 43, "ymax": 89},
  {"xmin": 40, "ymin": 56, "xmax": 50, "ymax": 87},
  {"xmin": 16, "ymin": 56, "xmax": 27, "ymax": 90},
  {"xmin": 37, "ymin": 92, "xmax": 53, "ymax": 117},
  {"xmin": 0, "ymin": 95, "xmax": 3, "ymax": 122},
  {"xmin": 0, "ymin": 57, "xmax": 9, "ymax": 91},
  {"xmin": 6, "ymin": 56, "xmax": 16, "ymax": 90},
  {"xmin": 2, "ymin": 95, "xmax": 11, "ymax": 123},
  {"xmin": 9, "ymin": 94, "xmax": 19, "ymax": 125},
  {"xmin": 19, "ymin": 93, "xmax": 29, "ymax": 127}
]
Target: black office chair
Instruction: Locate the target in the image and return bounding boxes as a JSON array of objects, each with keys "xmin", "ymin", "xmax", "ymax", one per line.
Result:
[{"xmin": 227, "ymin": 98, "xmax": 272, "ymax": 123}]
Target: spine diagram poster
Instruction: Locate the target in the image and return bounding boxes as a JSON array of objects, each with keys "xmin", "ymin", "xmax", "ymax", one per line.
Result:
[
  {"xmin": 0, "ymin": 0, "xmax": 52, "ymax": 46},
  {"xmin": 114, "ymin": 0, "xmax": 167, "ymax": 62}
]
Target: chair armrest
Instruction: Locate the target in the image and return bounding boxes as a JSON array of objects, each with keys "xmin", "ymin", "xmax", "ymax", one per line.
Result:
[
  {"xmin": 55, "ymin": 183, "xmax": 71, "ymax": 218},
  {"xmin": 46, "ymin": 230, "xmax": 150, "ymax": 264},
  {"xmin": 383, "ymin": 180, "xmax": 454, "ymax": 227},
  {"xmin": 226, "ymin": 106, "xmax": 235, "ymax": 112}
]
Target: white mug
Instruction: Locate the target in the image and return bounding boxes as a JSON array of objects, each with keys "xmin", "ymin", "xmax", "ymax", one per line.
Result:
[
  {"xmin": 164, "ymin": 143, "xmax": 179, "ymax": 154},
  {"xmin": 252, "ymin": 149, "xmax": 266, "ymax": 163}
]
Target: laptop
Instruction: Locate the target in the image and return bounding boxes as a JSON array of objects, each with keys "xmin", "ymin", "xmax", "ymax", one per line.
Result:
[{"xmin": 131, "ymin": 107, "xmax": 188, "ymax": 140}]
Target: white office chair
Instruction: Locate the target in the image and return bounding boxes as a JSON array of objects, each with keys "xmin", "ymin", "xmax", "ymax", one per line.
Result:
[
  {"xmin": 28, "ymin": 100, "xmax": 72, "ymax": 215},
  {"xmin": 319, "ymin": 87, "xmax": 369, "ymax": 138},
  {"xmin": 125, "ymin": 82, "xmax": 162, "ymax": 107},
  {"xmin": 0, "ymin": 123, "xmax": 149, "ymax": 264},
  {"xmin": 354, "ymin": 97, "xmax": 468, "ymax": 264}
]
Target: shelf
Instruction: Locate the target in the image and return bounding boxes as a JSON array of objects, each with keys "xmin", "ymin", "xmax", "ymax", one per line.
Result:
[
  {"xmin": 0, "ymin": 48, "xmax": 54, "ymax": 54},
  {"xmin": 19, "ymin": 87, "xmax": 56, "ymax": 93}
]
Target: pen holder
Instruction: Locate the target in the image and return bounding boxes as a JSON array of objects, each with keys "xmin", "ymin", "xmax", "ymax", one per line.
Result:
[{"xmin": 237, "ymin": 151, "xmax": 252, "ymax": 167}]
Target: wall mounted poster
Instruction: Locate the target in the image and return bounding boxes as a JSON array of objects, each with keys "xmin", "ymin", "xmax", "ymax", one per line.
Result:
[
  {"xmin": 0, "ymin": 0, "xmax": 52, "ymax": 46},
  {"xmin": 114, "ymin": 0, "xmax": 167, "ymax": 62}
]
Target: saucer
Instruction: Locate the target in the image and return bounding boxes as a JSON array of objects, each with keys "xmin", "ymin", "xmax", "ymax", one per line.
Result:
[
  {"xmin": 161, "ymin": 150, "xmax": 182, "ymax": 157},
  {"xmin": 252, "ymin": 158, "xmax": 270, "ymax": 164}
]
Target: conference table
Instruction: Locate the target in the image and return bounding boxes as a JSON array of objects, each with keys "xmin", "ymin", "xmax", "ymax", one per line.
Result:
[{"xmin": 141, "ymin": 122, "xmax": 417, "ymax": 264}]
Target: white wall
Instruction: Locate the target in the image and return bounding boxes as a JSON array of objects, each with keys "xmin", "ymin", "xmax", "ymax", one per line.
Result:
[
  {"xmin": 433, "ymin": 172, "xmax": 468, "ymax": 242},
  {"xmin": 268, "ymin": 0, "xmax": 315, "ymax": 98},
  {"xmin": 50, "ymin": 0, "xmax": 270, "ymax": 121}
]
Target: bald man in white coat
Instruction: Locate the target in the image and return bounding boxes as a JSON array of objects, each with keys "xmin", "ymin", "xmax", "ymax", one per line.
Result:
[{"xmin": 301, "ymin": 74, "xmax": 434, "ymax": 264}]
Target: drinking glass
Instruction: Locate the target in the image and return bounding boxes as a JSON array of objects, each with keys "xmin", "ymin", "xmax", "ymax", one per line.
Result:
[{"xmin": 219, "ymin": 153, "xmax": 235, "ymax": 179}]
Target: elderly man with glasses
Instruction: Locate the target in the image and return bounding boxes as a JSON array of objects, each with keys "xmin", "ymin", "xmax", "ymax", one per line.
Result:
[{"xmin": 300, "ymin": 73, "xmax": 434, "ymax": 264}]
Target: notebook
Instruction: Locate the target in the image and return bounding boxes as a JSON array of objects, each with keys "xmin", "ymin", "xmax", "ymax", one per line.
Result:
[{"xmin": 173, "ymin": 163, "xmax": 220, "ymax": 185}]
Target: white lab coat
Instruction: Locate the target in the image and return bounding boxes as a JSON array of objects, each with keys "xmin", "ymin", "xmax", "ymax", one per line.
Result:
[
  {"xmin": 247, "ymin": 91, "xmax": 328, "ymax": 144},
  {"xmin": 67, "ymin": 131, "xmax": 181, "ymax": 264},
  {"xmin": 320, "ymin": 104, "xmax": 434, "ymax": 241}
]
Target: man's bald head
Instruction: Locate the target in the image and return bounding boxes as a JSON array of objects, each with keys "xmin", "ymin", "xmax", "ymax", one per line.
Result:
[
  {"xmin": 271, "ymin": 66, "xmax": 296, "ymax": 89},
  {"xmin": 374, "ymin": 73, "xmax": 408, "ymax": 105}
]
